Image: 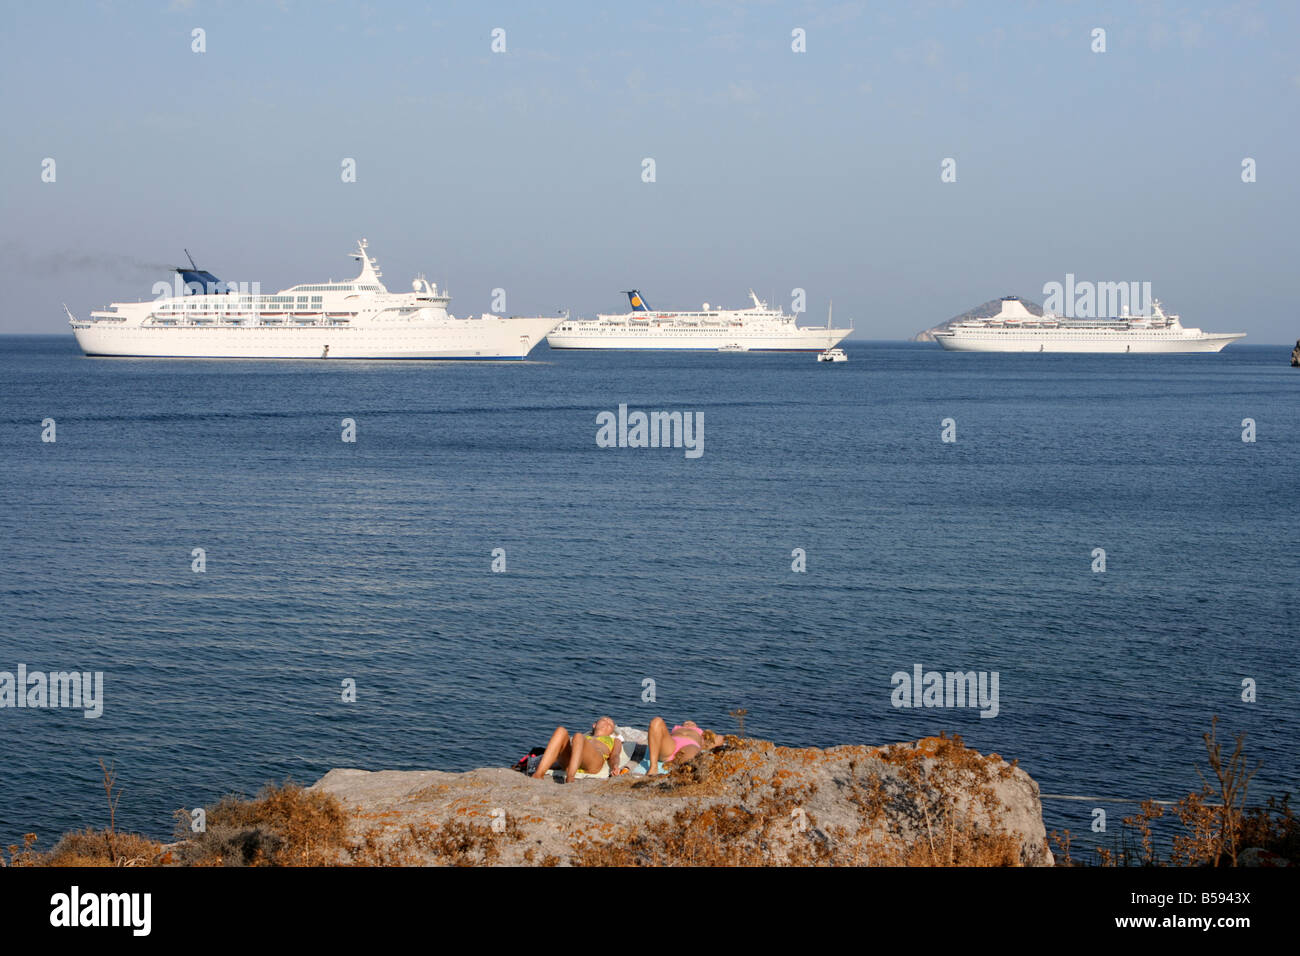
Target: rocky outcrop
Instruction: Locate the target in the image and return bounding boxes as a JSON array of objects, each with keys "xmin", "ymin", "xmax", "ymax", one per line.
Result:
[
  {"xmin": 310, "ymin": 735, "xmax": 1053, "ymax": 866},
  {"xmin": 1290, "ymin": 340, "xmax": 1299, "ymax": 367}
]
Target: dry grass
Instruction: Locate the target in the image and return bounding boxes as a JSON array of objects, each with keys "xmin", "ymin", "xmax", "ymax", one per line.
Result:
[
  {"xmin": 348, "ymin": 815, "xmax": 526, "ymax": 866},
  {"xmin": 1172, "ymin": 716, "xmax": 1259, "ymax": 866},
  {"xmin": 4, "ymin": 759, "xmax": 167, "ymax": 867},
  {"xmin": 42, "ymin": 829, "xmax": 163, "ymax": 867},
  {"xmin": 572, "ymin": 732, "xmax": 1026, "ymax": 867},
  {"xmin": 836, "ymin": 733, "xmax": 1027, "ymax": 866},
  {"xmin": 1050, "ymin": 828, "xmax": 1074, "ymax": 866},
  {"xmin": 1085, "ymin": 717, "xmax": 1292, "ymax": 867},
  {"xmin": 4, "ymin": 829, "xmax": 166, "ymax": 868},
  {"xmin": 571, "ymin": 778, "xmax": 831, "ymax": 866},
  {"xmin": 5, "ymin": 773, "xmax": 527, "ymax": 868},
  {"xmin": 171, "ymin": 781, "xmax": 350, "ymax": 866},
  {"xmin": 1240, "ymin": 794, "xmax": 1298, "ymax": 859}
]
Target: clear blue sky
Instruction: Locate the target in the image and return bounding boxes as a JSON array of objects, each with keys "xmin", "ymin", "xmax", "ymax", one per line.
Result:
[{"xmin": 2, "ymin": 1, "xmax": 1297, "ymax": 340}]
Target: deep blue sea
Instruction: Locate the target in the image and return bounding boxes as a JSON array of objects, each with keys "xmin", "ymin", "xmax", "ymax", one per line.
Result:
[{"xmin": 1, "ymin": 336, "xmax": 1296, "ymax": 856}]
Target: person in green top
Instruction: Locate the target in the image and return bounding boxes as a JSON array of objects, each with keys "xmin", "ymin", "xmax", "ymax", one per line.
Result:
[{"xmin": 531, "ymin": 715, "xmax": 623, "ymax": 782}]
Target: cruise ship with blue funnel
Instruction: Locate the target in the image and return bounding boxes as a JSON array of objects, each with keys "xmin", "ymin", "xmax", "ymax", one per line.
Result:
[{"xmin": 69, "ymin": 240, "xmax": 560, "ymax": 360}]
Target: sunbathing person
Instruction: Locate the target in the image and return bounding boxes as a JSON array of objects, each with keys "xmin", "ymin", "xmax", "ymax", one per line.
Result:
[
  {"xmin": 530, "ymin": 716, "xmax": 623, "ymax": 782},
  {"xmin": 643, "ymin": 717, "xmax": 723, "ymax": 773}
]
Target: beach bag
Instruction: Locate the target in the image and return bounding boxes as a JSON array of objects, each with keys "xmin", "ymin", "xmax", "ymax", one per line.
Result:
[{"xmin": 511, "ymin": 747, "xmax": 546, "ymax": 775}]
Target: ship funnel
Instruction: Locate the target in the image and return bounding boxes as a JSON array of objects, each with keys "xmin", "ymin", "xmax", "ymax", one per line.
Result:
[
  {"xmin": 174, "ymin": 249, "xmax": 224, "ymax": 295},
  {"xmin": 996, "ymin": 297, "xmax": 1036, "ymax": 321}
]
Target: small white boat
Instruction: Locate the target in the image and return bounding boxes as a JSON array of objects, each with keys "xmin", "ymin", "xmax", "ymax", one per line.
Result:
[
  {"xmin": 816, "ymin": 301, "xmax": 848, "ymax": 361},
  {"xmin": 717, "ymin": 343, "xmax": 749, "ymax": 353}
]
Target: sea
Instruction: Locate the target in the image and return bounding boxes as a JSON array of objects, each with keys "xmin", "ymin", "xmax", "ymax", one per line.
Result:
[{"xmin": 1, "ymin": 336, "xmax": 1296, "ymax": 857}]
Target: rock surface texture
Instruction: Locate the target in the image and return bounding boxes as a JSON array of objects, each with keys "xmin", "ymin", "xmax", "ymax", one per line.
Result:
[{"xmin": 311, "ymin": 735, "xmax": 1053, "ymax": 866}]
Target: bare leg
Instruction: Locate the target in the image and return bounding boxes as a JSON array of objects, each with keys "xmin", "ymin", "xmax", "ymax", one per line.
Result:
[
  {"xmin": 565, "ymin": 733, "xmax": 587, "ymax": 780},
  {"xmin": 531, "ymin": 726, "xmax": 572, "ymax": 779},
  {"xmin": 565, "ymin": 733, "xmax": 609, "ymax": 780},
  {"xmin": 646, "ymin": 717, "xmax": 671, "ymax": 772}
]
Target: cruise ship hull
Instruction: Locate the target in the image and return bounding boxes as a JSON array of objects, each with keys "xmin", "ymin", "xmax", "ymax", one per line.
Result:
[
  {"xmin": 72, "ymin": 317, "xmax": 559, "ymax": 360},
  {"xmin": 547, "ymin": 329, "xmax": 850, "ymax": 351},
  {"xmin": 932, "ymin": 330, "xmax": 1245, "ymax": 353}
]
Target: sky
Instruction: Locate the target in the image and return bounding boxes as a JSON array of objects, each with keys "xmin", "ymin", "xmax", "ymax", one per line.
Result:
[{"xmin": 1, "ymin": 0, "xmax": 1297, "ymax": 340}]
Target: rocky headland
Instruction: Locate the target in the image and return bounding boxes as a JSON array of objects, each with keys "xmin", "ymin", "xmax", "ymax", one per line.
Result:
[{"xmin": 309, "ymin": 734, "xmax": 1053, "ymax": 866}]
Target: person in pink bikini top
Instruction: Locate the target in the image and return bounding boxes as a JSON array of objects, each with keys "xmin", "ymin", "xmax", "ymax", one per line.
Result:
[{"xmin": 644, "ymin": 717, "xmax": 724, "ymax": 773}]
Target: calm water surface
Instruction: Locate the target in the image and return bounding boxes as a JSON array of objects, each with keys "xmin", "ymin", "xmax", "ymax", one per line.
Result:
[{"xmin": 1, "ymin": 336, "xmax": 1296, "ymax": 853}]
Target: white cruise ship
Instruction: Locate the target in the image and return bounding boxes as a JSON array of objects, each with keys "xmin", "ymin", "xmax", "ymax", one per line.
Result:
[
  {"xmin": 931, "ymin": 296, "xmax": 1244, "ymax": 353},
  {"xmin": 69, "ymin": 240, "xmax": 561, "ymax": 360},
  {"xmin": 546, "ymin": 290, "xmax": 852, "ymax": 352}
]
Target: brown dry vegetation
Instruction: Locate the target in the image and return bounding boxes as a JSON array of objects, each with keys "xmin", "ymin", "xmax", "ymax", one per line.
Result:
[
  {"xmin": 569, "ymin": 733, "xmax": 1026, "ymax": 866},
  {"xmin": 169, "ymin": 782, "xmax": 350, "ymax": 866},
  {"xmin": 572, "ymin": 775, "xmax": 832, "ymax": 866},
  {"xmin": 5, "ymin": 829, "xmax": 164, "ymax": 868},
  {"xmin": 349, "ymin": 814, "xmax": 526, "ymax": 866},
  {"xmin": 3, "ymin": 759, "xmax": 170, "ymax": 867},
  {"xmin": 834, "ymin": 733, "xmax": 1026, "ymax": 866},
  {"xmin": 1050, "ymin": 717, "xmax": 1297, "ymax": 867},
  {"xmin": 3, "ymin": 777, "xmax": 528, "ymax": 868}
]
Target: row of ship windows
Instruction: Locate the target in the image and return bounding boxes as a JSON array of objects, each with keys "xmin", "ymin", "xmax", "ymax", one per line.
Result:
[
  {"xmin": 290, "ymin": 285, "xmax": 381, "ymax": 293},
  {"xmin": 139, "ymin": 312, "xmax": 482, "ymax": 326},
  {"xmin": 162, "ymin": 298, "xmax": 324, "ymax": 310},
  {"xmin": 981, "ymin": 330, "xmax": 1172, "ymax": 334},
  {"xmin": 147, "ymin": 318, "xmax": 353, "ymax": 326}
]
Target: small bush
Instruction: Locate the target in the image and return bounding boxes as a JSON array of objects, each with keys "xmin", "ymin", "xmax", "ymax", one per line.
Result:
[{"xmin": 173, "ymin": 782, "xmax": 349, "ymax": 866}]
